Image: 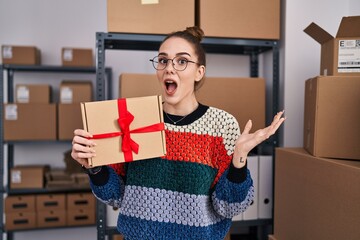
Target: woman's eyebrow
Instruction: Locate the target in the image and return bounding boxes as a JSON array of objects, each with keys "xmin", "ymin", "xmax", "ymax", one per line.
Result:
[{"xmin": 157, "ymin": 52, "xmax": 191, "ymax": 57}]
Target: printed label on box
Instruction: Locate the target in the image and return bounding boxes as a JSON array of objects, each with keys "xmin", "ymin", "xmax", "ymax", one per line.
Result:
[
  {"xmin": 63, "ymin": 49, "xmax": 73, "ymax": 61},
  {"xmin": 141, "ymin": 0, "xmax": 159, "ymax": 4},
  {"xmin": 338, "ymin": 39, "xmax": 360, "ymax": 73},
  {"xmin": 17, "ymin": 86, "xmax": 30, "ymax": 103},
  {"xmin": 11, "ymin": 170, "xmax": 21, "ymax": 183},
  {"xmin": 5, "ymin": 104, "xmax": 18, "ymax": 120},
  {"xmin": 60, "ymin": 87, "xmax": 73, "ymax": 103},
  {"xmin": 2, "ymin": 46, "xmax": 13, "ymax": 59}
]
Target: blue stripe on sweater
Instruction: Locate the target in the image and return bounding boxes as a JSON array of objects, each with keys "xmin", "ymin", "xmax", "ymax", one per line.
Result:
[{"xmin": 117, "ymin": 214, "xmax": 231, "ymax": 240}]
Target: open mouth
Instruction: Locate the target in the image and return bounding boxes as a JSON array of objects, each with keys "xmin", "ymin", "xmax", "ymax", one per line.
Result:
[{"xmin": 165, "ymin": 80, "xmax": 177, "ymax": 95}]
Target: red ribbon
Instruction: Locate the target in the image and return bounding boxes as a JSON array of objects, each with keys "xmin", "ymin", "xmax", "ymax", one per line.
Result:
[{"xmin": 89, "ymin": 98, "xmax": 164, "ymax": 162}]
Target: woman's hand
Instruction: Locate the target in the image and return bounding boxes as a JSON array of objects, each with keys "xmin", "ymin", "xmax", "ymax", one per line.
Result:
[
  {"xmin": 232, "ymin": 111, "xmax": 286, "ymax": 168},
  {"xmin": 71, "ymin": 129, "xmax": 96, "ymax": 169}
]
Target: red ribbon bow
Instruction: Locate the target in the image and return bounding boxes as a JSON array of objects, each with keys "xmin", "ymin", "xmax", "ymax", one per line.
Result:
[{"xmin": 90, "ymin": 98, "xmax": 164, "ymax": 162}]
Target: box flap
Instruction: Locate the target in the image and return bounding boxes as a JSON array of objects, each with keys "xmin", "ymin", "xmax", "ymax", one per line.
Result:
[
  {"xmin": 336, "ymin": 16, "xmax": 360, "ymax": 38},
  {"xmin": 304, "ymin": 22, "xmax": 333, "ymax": 44}
]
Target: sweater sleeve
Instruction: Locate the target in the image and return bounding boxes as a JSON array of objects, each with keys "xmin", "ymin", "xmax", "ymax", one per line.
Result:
[{"xmin": 88, "ymin": 166, "xmax": 125, "ymax": 208}]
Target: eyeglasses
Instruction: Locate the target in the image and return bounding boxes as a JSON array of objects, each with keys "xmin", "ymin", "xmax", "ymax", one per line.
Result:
[{"xmin": 149, "ymin": 56, "xmax": 199, "ymax": 71}]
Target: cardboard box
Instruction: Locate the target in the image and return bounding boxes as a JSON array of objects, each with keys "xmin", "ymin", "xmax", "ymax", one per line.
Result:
[
  {"xmin": 304, "ymin": 76, "xmax": 360, "ymax": 160},
  {"xmin": 198, "ymin": 0, "xmax": 280, "ymax": 39},
  {"xmin": 107, "ymin": 0, "xmax": 195, "ymax": 34},
  {"xmin": 113, "ymin": 235, "xmax": 124, "ymax": 240},
  {"xmin": 81, "ymin": 96, "xmax": 166, "ymax": 167},
  {"xmin": 15, "ymin": 84, "xmax": 51, "ymax": 103},
  {"xmin": 304, "ymin": 16, "xmax": 360, "ymax": 76},
  {"xmin": 5, "ymin": 212, "xmax": 37, "ymax": 230},
  {"xmin": 119, "ymin": 73, "xmax": 161, "ymax": 98},
  {"xmin": 61, "ymin": 48, "xmax": 93, "ymax": 67},
  {"xmin": 196, "ymin": 77, "xmax": 266, "ymax": 132},
  {"xmin": 1, "ymin": 45, "xmax": 41, "ymax": 65},
  {"xmin": 5, "ymin": 195, "xmax": 36, "ymax": 213},
  {"xmin": 37, "ymin": 210, "xmax": 66, "ymax": 228},
  {"xmin": 66, "ymin": 208, "xmax": 95, "ymax": 226},
  {"xmin": 60, "ymin": 81, "xmax": 93, "ymax": 103},
  {"xmin": 10, "ymin": 165, "xmax": 49, "ymax": 189},
  {"xmin": 58, "ymin": 103, "xmax": 83, "ymax": 140},
  {"xmin": 67, "ymin": 193, "xmax": 95, "ymax": 210},
  {"xmin": 36, "ymin": 194, "xmax": 66, "ymax": 211},
  {"xmin": 274, "ymin": 148, "xmax": 360, "ymax": 240},
  {"xmin": 3, "ymin": 103, "xmax": 57, "ymax": 141}
]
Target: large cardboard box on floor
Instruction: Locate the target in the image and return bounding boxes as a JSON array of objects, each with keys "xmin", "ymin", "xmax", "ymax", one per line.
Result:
[
  {"xmin": 119, "ymin": 73, "xmax": 161, "ymax": 98},
  {"xmin": 107, "ymin": 0, "xmax": 195, "ymax": 34},
  {"xmin": 1, "ymin": 45, "xmax": 41, "ymax": 65},
  {"xmin": 304, "ymin": 76, "xmax": 360, "ymax": 160},
  {"xmin": 196, "ymin": 77, "xmax": 265, "ymax": 132},
  {"xmin": 10, "ymin": 165, "xmax": 49, "ymax": 189},
  {"xmin": 198, "ymin": 0, "xmax": 280, "ymax": 39},
  {"xmin": 61, "ymin": 48, "xmax": 93, "ymax": 67},
  {"xmin": 274, "ymin": 148, "xmax": 360, "ymax": 240},
  {"xmin": 304, "ymin": 16, "xmax": 360, "ymax": 76},
  {"xmin": 15, "ymin": 84, "xmax": 51, "ymax": 103},
  {"xmin": 3, "ymin": 103, "xmax": 57, "ymax": 141},
  {"xmin": 81, "ymin": 96, "xmax": 166, "ymax": 167}
]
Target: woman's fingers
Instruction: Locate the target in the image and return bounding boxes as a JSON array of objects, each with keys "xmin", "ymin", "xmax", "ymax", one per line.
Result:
[{"xmin": 242, "ymin": 119, "xmax": 253, "ymax": 135}]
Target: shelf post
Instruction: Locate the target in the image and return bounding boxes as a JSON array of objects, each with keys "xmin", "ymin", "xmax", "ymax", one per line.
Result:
[{"xmin": 96, "ymin": 32, "xmax": 107, "ymax": 101}]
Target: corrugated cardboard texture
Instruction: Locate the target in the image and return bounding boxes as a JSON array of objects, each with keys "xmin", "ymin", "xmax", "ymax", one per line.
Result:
[
  {"xmin": 196, "ymin": 77, "xmax": 266, "ymax": 132},
  {"xmin": 61, "ymin": 48, "xmax": 93, "ymax": 67},
  {"xmin": 120, "ymin": 73, "xmax": 161, "ymax": 98},
  {"xmin": 1, "ymin": 45, "xmax": 41, "ymax": 65},
  {"xmin": 81, "ymin": 96, "xmax": 166, "ymax": 166},
  {"xmin": 58, "ymin": 103, "xmax": 83, "ymax": 140},
  {"xmin": 304, "ymin": 76, "xmax": 360, "ymax": 160},
  {"xmin": 198, "ymin": 0, "xmax": 280, "ymax": 39},
  {"xmin": 4, "ymin": 103, "xmax": 57, "ymax": 141},
  {"xmin": 15, "ymin": 84, "xmax": 51, "ymax": 103},
  {"xmin": 107, "ymin": 0, "xmax": 195, "ymax": 34},
  {"xmin": 274, "ymin": 148, "xmax": 360, "ymax": 240}
]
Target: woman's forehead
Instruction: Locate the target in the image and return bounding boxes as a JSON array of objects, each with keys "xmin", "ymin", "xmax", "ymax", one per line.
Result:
[{"xmin": 159, "ymin": 37, "xmax": 195, "ymax": 56}]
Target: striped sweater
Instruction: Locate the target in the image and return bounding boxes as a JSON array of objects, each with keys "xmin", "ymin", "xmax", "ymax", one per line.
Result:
[{"xmin": 89, "ymin": 103, "xmax": 254, "ymax": 240}]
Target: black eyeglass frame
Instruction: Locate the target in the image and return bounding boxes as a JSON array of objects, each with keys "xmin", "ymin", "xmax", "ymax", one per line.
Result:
[{"xmin": 149, "ymin": 56, "xmax": 200, "ymax": 71}]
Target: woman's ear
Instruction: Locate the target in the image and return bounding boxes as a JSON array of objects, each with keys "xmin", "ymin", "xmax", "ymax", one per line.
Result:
[{"xmin": 195, "ymin": 65, "xmax": 206, "ymax": 82}]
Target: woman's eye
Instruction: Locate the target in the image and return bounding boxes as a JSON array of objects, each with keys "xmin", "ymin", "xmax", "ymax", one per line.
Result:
[
  {"xmin": 158, "ymin": 58, "xmax": 168, "ymax": 64},
  {"xmin": 177, "ymin": 58, "xmax": 188, "ymax": 65}
]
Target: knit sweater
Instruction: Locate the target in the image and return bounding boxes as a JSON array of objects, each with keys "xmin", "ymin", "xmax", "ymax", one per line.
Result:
[{"xmin": 89, "ymin": 103, "xmax": 254, "ymax": 240}]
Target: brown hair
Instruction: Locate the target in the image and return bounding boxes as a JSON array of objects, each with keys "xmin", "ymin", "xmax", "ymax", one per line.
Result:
[{"xmin": 160, "ymin": 26, "xmax": 206, "ymax": 91}]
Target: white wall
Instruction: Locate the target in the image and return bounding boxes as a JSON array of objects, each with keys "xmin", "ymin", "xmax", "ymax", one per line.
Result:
[{"xmin": 1, "ymin": 0, "xmax": 360, "ymax": 239}]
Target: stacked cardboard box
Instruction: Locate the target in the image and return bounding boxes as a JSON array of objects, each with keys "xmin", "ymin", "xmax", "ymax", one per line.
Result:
[
  {"xmin": 5, "ymin": 195, "xmax": 37, "ymax": 230},
  {"xmin": 61, "ymin": 48, "xmax": 93, "ymax": 67},
  {"xmin": 3, "ymin": 84, "xmax": 56, "ymax": 141},
  {"xmin": 66, "ymin": 193, "xmax": 96, "ymax": 226},
  {"xmin": 10, "ymin": 165, "xmax": 49, "ymax": 189},
  {"xmin": 273, "ymin": 16, "xmax": 360, "ymax": 240},
  {"xmin": 58, "ymin": 80, "xmax": 93, "ymax": 140},
  {"xmin": 1, "ymin": 45, "xmax": 41, "ymax": 65},
  {"xmin": 36, "ymin": 194, "xmax": 66, "ymax": 228}
]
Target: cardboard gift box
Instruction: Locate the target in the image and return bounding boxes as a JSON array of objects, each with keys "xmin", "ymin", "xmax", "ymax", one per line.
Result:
[
  {"xmin": 1, "ymin": 45, "xmax": 41, "ymax": 65},
  {"xmin": 81, "ymin": 95, "xmax": 166, "ymax": 167},
  {"xmin": 304, "ymin": 16, "xmax": 360, "ymax": 76},
  {"xmin": 107, "ymin": 0, "xmax": 195, "ymax": 34}
]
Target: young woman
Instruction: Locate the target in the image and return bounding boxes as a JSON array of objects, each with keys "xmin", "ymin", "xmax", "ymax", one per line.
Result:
[{"xmin": 71, "ymin": 26, "xmax": 285, "ymax": 240}]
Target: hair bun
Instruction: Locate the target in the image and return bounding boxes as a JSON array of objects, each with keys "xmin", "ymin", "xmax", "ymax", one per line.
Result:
[{"xmin": 185, "ymin": 26, "xmax": 205, "ymax": 42}]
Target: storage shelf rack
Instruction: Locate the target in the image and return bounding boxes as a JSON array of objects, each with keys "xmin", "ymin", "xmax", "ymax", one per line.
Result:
[
  {"xmin": 95, "ymin": 32, "xmax": 280, "ymax": 240},
  {"xmin": 0, "ymin": 64, "xmax": 112, "ymax": 240}
]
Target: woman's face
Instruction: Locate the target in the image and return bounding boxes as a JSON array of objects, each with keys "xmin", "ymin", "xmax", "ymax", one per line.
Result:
[{"xmin": 156, "ymin": 37, "xmax": 205, "ymax": 114}]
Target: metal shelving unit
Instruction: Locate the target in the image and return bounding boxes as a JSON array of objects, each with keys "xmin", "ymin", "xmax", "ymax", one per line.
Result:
[
  {"xmin": 95, "ymin": 32, "xmax": 280, "ymax": 240},
  {"xmin": 0, "ymin": 64, "xmax": 112, "ymax": 240}
]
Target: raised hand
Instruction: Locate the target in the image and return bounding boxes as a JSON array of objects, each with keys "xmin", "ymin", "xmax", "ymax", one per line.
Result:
[
  {"xmin": 71, "ymin": 129, "xmax": 97, "ymax": 168},
  {"xmin": 232, "ymin": 111, "xmax": 285, "ymax": 168}
]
